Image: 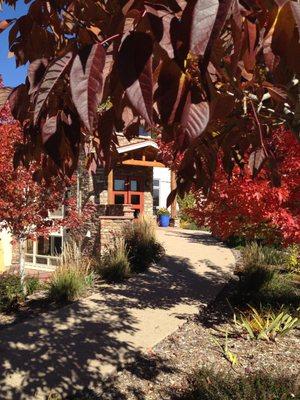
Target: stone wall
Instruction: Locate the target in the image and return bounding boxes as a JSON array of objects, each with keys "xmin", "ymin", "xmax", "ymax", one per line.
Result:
[{"xmin": 99, "ymin": 215, "xmax": 134, "ymax": 255}]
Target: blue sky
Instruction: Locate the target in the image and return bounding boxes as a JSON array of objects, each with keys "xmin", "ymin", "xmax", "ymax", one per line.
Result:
[{"xmin": 0, "ymin": 2, "xmax": 28, "ymax": 86}]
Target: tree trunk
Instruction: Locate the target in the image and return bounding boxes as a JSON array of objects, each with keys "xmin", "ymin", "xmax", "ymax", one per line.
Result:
[{"xmin": 19, "ymin": 237, "xmax": 26, "ymax": 293}]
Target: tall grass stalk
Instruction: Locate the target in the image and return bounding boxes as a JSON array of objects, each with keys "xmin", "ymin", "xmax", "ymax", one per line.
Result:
[
  {"xmin": 99, "ymin": 237, "xmax": 131, "ymax": 282},
  {"xmin": 48, "ymin": 241, "xmax": 93, "ymax": 302},
  {"xmin": 124, "ymin": 216, "xmax": 165, "ymax": 272}
]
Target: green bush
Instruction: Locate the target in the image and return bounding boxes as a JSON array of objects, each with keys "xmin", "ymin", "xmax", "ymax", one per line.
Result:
[
  {"xmin": 0, "ymin": 273, "xmax": 24, "ymax": 312},
  {"xmin": 124, "ymin": 216, "xmax": 165, "ymax": 273},
  {"xmin": 25, "ymin": 276, "xmax": 40, "ymax": 295},
  {"xmin": 182, "ymin": 369, "xmax": 299, "ymax": 400},
  {"xmin": 243, "ymin": 242, "xmax": 285, "ymax": 268},
  {"xmin": 284, "ymin": 245, "xmax": 300, "ymax": 273},
  {"xmin": 177, "ymin": 193, "xmax": 197, "ymax": 224},
  {"xmin": 240, "ymin": 264, "xmax": 275, "ymax": 293},
  {"xmin": 157, "ymin": 207, "xmax": 170, "ymax": 216},
  {"xmin": 97, "ymin": 237, "xmax": 131, "ymax": 282},
  {"xmin": 180, "ymin": 221, "xmax": 200, "ymax": 230},
  {"xmin": 48, "ymin": 242, "xmax": 93, "ymax": 303},
  {"xmin": 234, "ymin": 243, "xmax": 300, "ymax": 310}
]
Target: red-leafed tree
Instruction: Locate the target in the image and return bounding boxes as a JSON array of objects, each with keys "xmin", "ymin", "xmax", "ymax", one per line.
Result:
[
  {"xmin": 0, "ymin": 77, "xmax": 95, "ymax": 282},
  {"xmin": 187, "ymin": 127, "xmax": 300, "ymax": 245},
  {"xmin": 0, "ymin": 90, "xmax": 65, "ymax": 281}
]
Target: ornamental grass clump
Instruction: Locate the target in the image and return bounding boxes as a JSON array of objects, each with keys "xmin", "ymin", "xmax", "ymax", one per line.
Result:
[
  {"xmin": 98, "ymin": 237, "xmax": 131, "ymax": 282},
  {"xmin": 48, "ymin": 241, "xmax": 93, "ymax": 303},
  {"xmin": 243, "ymin": 242, "xmax": 285, "ymax": 269},
  {"xmin": 124, "ymin": 216, "xmax": 165, "ymax": 273}
]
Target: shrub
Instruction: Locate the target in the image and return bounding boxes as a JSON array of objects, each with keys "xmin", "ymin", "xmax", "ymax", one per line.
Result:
[
  {"xmin": 284, "ymin": 245, "xmax": 300, "ymax": 273},
  {"xmin": 188, "ymin": 128, "xmax": 300, "ymax": 246},
  {"xmin": 177, "ymin": 193, "xmax": 196, "ymax": 224},
  {"xmin": 97, "ymin": 237, "xmax": 131, "ymax": 282},
  {"xmin": 182, "ymin": 368, "xmax": 299, "ymax": 400},
  {"xmin": 234, "ymin": 243, "xmax": 300, "ymax": 310},
  {"xmin": 0, "ymin": 273, "xmax": 24, "ymax": 312},
  {"xmin": 48, "ymin": 241, "xmax": 93, "ymax": 303},
  {"xmin": 25, "ymin": 276, "xmax": 40, "ymax": 295},
  {"xmin": 157, "ymin": 207, "xmax": 170, "ymax": 216},
  {"xmin": 234, "ymin": 305, "xmax": 299, "ymax": 341},
  {"xmin": 180, "ymin": 220, "xmax": 200, "ymax": 230},
  {"xmin": 239, "ymin": 264, "xmax": 275, "ymax": 294},
  {"xmin": 243, "ymin": 242, "xmax": 285, "ymax": 268},
  {"xmin": 124, "ymin": 216, "xmax": 165, "ymax": 273}
]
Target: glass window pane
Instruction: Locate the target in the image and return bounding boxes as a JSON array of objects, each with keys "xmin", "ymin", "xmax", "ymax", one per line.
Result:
[
  {"xmin": 114, "ymin": 179, "xmax": 126, "ymax": 191},
  {"xmin": 52, "ymin": 236, "xmax": 62, "ymax": 255},
  {"xmin": 130, "ymin": 180, "xmax": 139, "ymax": 191},
  {"xmin": 26, "ymin": 239, "xmax": 34, "ymax": 254},
  {"xmin": 131, "ymin": 194, "xmax": 140, "ymax": 205},
  {"xmin": 115, "ymin": 194, "xmax": 125, "ymax": 204},
  {"xmin": 25, "ymin": 255, "xmax": 33, "ymax": 263},
  {"xmin": 50, "ymin": 258, "xmax": 59, "ymax": 266},
  {"xmin": 36, "ymin": 257, "xmax": 47, "ymax": 265},
  {"xmin": 37, "ymin": 237, "xmax": 50, "ymax": 255},
  {"xmin": 153, "ymin": 179, "xmax": 160, "ymax": 187},
  {"xmin": 153, "ymin": 188, "xmax": 159, "ymax": 207}
]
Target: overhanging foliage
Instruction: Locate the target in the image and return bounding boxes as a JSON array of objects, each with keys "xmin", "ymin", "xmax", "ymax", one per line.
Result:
[{"xmin": 0, "ymin": 0, "xmax": 300, "ymax": 196}]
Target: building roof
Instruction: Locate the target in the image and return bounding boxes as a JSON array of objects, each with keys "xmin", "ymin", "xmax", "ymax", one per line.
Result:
[{"xmin": 117, "ymin": 140, "xmax": 158, "ymax": 154}]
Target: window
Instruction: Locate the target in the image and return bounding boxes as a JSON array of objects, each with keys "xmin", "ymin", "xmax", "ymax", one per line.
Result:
[
  {"xmin": 26, "ymin": 239, "xmax": 34, "ymax": 254},
  {"xmin": 38, "ymin": 237, "xmax": 50, "ymax": 256},
  {"xmin": 153, "ymin": 179, "xmax": 160, "ymax": 212},
  {"xmin": 131, "ymin": 194, "xmax": 140, "ymax": 205},
  {"xmin": 130, "ymin": 179, "xmax": 139, "ymax": 191},
  {"xmin": 25, "ymin": 231, "xmax": 63, "ymax": 269},
  {"xmin": 48, "ymin": 206, "xmax": 64, "ymax": 218},
  {"xmin": 37, "ymin": 236, "xmax": 62, "ymax": 256},
  {"xmin": 114, "ymin": 179, "xmax": 126, "ymax": 191},
  {"xmin": 115, "ymin": 194, "xmax": 125, "ymax": 204}
]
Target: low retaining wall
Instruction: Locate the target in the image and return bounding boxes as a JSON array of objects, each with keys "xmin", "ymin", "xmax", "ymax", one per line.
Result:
[{"xmin": 99, "ymin": 215, "xmax": 134, "ymax": 255}]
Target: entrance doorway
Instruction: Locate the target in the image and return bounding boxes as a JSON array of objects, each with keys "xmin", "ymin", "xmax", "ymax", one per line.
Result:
[{"xmin": 113, "ymin": 176, "xmax": 144, "ymax": 217}]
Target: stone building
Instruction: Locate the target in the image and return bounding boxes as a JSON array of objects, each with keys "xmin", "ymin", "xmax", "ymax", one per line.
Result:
[{"xmin": 7, "ymin": 133, "xmax": 176, "ymax": 274}]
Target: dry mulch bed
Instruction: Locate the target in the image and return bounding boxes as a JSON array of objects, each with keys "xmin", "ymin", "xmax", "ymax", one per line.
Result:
[{"xmin": 95, "ymin": 283, "xmax": 300, "ymax": 400}]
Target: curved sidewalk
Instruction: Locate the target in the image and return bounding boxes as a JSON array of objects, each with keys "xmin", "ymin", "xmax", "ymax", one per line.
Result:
[{"xmin": 0, "ymin": 228, "xmax": 235, "ymax": 399}]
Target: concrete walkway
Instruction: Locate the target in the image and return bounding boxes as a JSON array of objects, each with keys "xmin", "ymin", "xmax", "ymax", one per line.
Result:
[{"xmin": 0, "ymin": 228, "xmax": 235, "ymax": 399}]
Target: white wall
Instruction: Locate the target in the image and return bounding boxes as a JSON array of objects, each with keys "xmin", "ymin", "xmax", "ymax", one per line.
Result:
[
  {"xmin": 153, "ymin": 167, "xmax": 171, "ymax": 210},
  {"xmin": 0, "ymin": 229, "xmax": 12, "ymax": 269}
]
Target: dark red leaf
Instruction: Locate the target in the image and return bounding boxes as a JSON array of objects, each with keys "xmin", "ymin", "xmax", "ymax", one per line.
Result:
[
  {"xmin": 181, "ymin": 93, "xmax": 210, "ymax": 140},
  {"xmin": 118, "ymin": 32, "xmax": 154, "ymax": 125},
  {"xmin": 202, "ymin": 0, "xmax": 234, "ymax": 71},
  {"xmin": 34, "ymin": 51, "xmax": 73, "ymax": 124},
  {"xmin": 145, "ymin": 4, "xmax": 178, "ymax": 59},
  {"xmin": 42, "ymin": 115, "xmax": 58, "ymax": 144},
  {"xmin": 189, "ymin": 0, "xmax": 219, "ymax": 56},
  {"xmin": 28, "ymin": 58, "xmax": 48, "ymax": 95},
  {"xmin": 249, "ymin": 147, "xmax": 267, "ymax": 177},
  {"xmin": 9, "ymin": 84, "xmax": 29, "ymax": 122},
  {"xmin": 70, "ymin": 43, "xmax": 106, "ymax": 132}
]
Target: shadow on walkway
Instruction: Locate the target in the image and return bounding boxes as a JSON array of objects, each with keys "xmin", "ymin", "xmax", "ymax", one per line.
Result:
[{"xmin": 0, "ymin": 230, "xmax": 234, "ymax": 399}]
